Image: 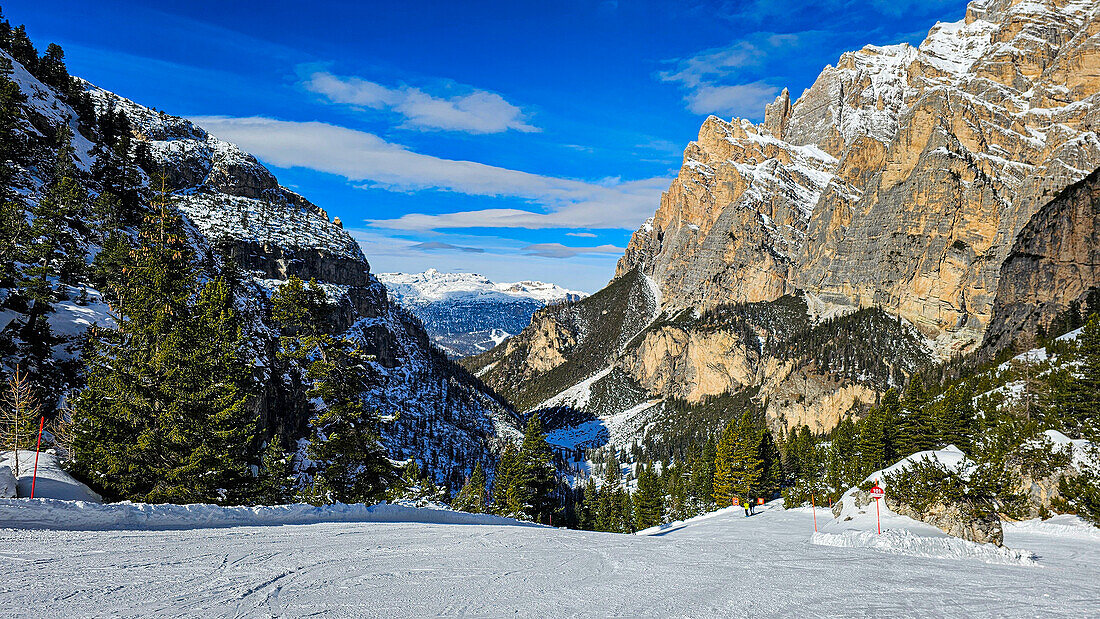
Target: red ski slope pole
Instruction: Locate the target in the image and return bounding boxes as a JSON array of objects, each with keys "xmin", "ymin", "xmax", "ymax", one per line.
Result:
[
  {"xmin": 30, "ymin": 416, "xmax": 44, "ymax": 499},
  {"xmin": 811, "ymin": 493, "xmax": 818, "ymax": 533}
]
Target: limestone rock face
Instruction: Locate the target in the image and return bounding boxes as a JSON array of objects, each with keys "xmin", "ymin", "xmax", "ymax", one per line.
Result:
[
  {"xmin": 620, "ymin": 325, "xmax": 759, "ymax": 402},
  {"xmin": 887, "ymin": 496, "xmax": 1005, "ymax": 546},
  {"xmin": 982, "ymin": 167, "xmax": 1100, "ymax": 353},
  {"xmin": 617, "ymin": 0, "xmax": 1100, "ymax": 357}
]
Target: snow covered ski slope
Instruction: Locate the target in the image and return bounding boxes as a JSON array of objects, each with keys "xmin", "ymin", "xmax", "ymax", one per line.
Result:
[{"xmin": 1, "ymin": 501, "xmax": 1097, "ymax": 617}]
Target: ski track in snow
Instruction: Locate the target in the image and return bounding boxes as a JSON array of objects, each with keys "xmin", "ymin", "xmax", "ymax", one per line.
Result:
[{"xmin": 0, "ymin": 504, "xmax": 1096, "ymax": 617}]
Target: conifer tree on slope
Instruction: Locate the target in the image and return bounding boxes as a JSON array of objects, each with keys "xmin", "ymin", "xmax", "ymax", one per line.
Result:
[
  {"xmin": 516, "ymin": 413, "xmax": 556, "ymax": 523},
  {"xmin": 896, "ymin": 379, "xmax": 936, "ymax": 456},
  {"xmin": 858, "ymin": 388, "xmax": 899, "ymax": 473},
  {"xmin": 491, "ymin": 442, "xmax": 520, "ymax": 517},
  {"xmin": 1071, "ymin": 315, "xmax": 1100, "ymax": 440},
  {"xmin": 272, "ymin": 275, "xmax": 394, "ymax": 504},
  {"xmin": 454, "ymin": 462, "xmax": 488, "ymax": 514},
  {"xmin": 712, "ymin": 418, "xmax": 737, "ymax": 507},
  {"xmin": 633, "ymin": 462, "xmax": 663, "ymax": 530},
  {"xmin": 72, "ymin": 184, "xmax": 261, "ymax": 503},
  {"xmin": 731, "ymin": 411, "xmax": 764, "ymax": 501}
]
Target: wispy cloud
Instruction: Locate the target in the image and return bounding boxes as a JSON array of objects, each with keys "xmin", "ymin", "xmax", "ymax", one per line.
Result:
[
  {"xmin": 659, "ymin": 37, "xmax": 786, "ymax": 118},
  {"xmin": 190, "ymin": 116, "xmax": 669, "ymax": 231},
  {"xmin": 566, "ymin": 232, "xmax": 598, "ymax": 238},
  {"xmin": 302, "ymin": 70, "xmax": 537, "ymax": 134},
  {"xmin": 681, "ymin": 82, "xmax": 779, "ymax": 116},
  {"xmin": 522, "ymin": 243, "xmax": 625, "ymax": 259},
  {"xmin": 411, "ymin": 241, "xmax": 485, "ymax": 253}
]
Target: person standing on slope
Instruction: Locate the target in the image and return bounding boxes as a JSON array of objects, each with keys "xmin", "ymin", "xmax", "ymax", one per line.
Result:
[{"xmin": 743, "ymin": 499, "xmax": 751, "ymax": 517}]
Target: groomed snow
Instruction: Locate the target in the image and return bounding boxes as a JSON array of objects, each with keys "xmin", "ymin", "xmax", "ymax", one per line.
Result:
[
  {"xmin": 0, "ymin": 498, "xmax": 531, "ymax": 532},
  {"xmin": 0, "ymin": 499, "xmax": 1095, "ymax": 616}
]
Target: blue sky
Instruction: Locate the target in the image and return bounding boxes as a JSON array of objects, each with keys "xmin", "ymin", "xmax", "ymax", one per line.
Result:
[{"xmin": 10, "ymin": 0, "xmax": 966, "ymax": 291}]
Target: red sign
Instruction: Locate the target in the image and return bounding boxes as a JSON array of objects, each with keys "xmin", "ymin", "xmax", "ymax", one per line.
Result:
[
  {"xmin": 757, "ymin": 498, "xmax": 765, "ymax": 505},
  {"xmin": 732, "ymin": 497, "xmax": 740, "ymax": 506},
  {"xmin": 870, "ymin": 486, "xmax": 885, "ymax": 500}
]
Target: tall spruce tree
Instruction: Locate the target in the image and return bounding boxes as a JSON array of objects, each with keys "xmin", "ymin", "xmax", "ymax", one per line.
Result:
[
  {"xmin": 730, "ymin": 411, "xmax": 764, "ymax": 500},
  {"xmin": 633, "ymin": 462, "xmax": 663, "ymax": 530},
  {"xmin": 712, "ymin": 419, "xmax": 737, "ymax": 507},
  {"xmin": 272, "ymin": 276, "xmax": 394, "ymax": 504},
  {"xmin": 1070, "ymin": 315, "xmax": 1100, "ymax": 440},
  {"xmin": 72, "ymin": 184, "xmax": 261, "ymax": 503}
]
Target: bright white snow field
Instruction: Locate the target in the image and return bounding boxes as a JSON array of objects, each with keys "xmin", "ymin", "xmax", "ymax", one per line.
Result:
[{"xmin": 0, "ymin": 500, "xmax": 1097, "ymax": 616}]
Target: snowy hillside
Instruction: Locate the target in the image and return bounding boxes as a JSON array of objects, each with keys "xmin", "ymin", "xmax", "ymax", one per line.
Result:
[
  {"xmin": 0, "ymin": 498, "xmax": 1095, "ymax": 615},
  {"xmin": 0, "ymin": 40, "xmax": 519, "ymax": 494},
  {"xmin": 378, "ymin": 269, "xmax": 585, "ymax": 356}
]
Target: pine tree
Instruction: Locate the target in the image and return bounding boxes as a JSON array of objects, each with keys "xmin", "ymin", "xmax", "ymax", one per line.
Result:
[
  {"xmin": 712, "ymin": 419, "xmax": 737, "ymax": 507},
  {"xmin": 303, "ymin": 337, "xmax": 391, "ymax": 504},
  {"xmin": 256, "ymin": 438, "xmax": 295, "ymax": 505},
  {"xmin": 934, "ymin": 382, "xmax": 975, "ymax": 450},
  {"xmin": 1070, "ymin": 316, "xmax": 1100, "ymax": 440},
  {"xmin": 756, "ymin": 429, "xmax": 783, "ymax": 498},
  {"xmin": 271, "ymin": 275, "xmax": 394, "ymax": 504},
  {"xmin": 72, "ymin": 182, "xmax": 262, "ymax": 503},
  {"xmin": 731, "ymin": 411, "xmax": 764, "ymax": 501},
  {"xmin": 896, "ymin": 379, "xmax": 936, "ymax": 455},
  {"xmin": 516, "ymin": 413, "xmax": 557, "ymax": 523},
  {"xmin": 453, "ymin": 462, "xmax": 487, "ymax": 513},
  {"xmin": 632, "ymin": 462, "xmax": 663, "ymax": 530},
  {"xmin": 22, "ymin": 125, "xmax": 87, "ymax": 341},
  {"xmin": 36, "ymin": 43, "xmax": 68, "ymax": 91},
  {"xmin": 491, "ymin": 443, "xmax": 520, "ymax": 517},
  {"xmin": 859, "ymin": 389, "xmax": 901, "ymax": 474}
]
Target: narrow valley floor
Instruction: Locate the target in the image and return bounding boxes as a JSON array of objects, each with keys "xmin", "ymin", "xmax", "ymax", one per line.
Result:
[{"xmin": 0, "ymin": 505, "xmax": 1096, "ymax": 617}]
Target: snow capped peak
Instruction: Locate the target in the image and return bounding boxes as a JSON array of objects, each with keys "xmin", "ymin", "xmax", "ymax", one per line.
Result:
[{"xmin": 378, "ymin": 270, "xmax": 586, "ymax": 304}]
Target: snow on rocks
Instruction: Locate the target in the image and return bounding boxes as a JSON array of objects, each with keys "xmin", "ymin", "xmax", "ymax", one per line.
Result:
[
  {"xmin": 0, "ymin": 451, "xmax": 101, "ymax": 503},
  {"xmin": 0, "ymin": 497, "xmax": 534, "ymax": 532},
  {"xmin": 811, "ymin": 529, "xmax": 1036, "ymax": 566},
  {"xmin": 0, "ymin": 465, "xmax": 15, "ymax": 499}
]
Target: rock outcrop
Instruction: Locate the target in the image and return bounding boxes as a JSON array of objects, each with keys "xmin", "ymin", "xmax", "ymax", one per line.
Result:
[
  {"xmin": 617, "ymin": 0, "xmax": 1100, "ymax": 358},
  {"xmin": 982, "ymin": 166, "xmax": 1100, "ymax": 354}
]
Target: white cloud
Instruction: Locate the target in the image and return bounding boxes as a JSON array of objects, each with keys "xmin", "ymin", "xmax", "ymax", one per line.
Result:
[
  {"xmin": 190, "ymin": 116, "xmax": 670, "ymax": 231},
  {"xmin": 684, "ymin": 82, "xmax": 779, "ymax": 116},
  {"xmin": 659, "ymin": 37, "xmax": 784, "ymax": 118},
  {"xmin": 302, "ymin": 71, "xmax": 537, "ymax": 134},
  {"xmin": 522, "ymin": 243, "xmax": 625, "ymax": 259},
  {"xmin": 659, "ymin": 41, "xmax": 762, "ymax": 89},
  {"xmin": 566, "ymin": 232, "xmax": 598, "ymax": 238}
]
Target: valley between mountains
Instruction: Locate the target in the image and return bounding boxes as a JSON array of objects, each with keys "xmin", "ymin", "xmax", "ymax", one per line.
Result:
[{"xmin": 0, "ymin": 0, "xmax": 1099, "ymax": 615}]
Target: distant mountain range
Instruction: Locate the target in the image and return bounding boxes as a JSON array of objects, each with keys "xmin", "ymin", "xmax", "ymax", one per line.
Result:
[{"xmin": 378, "ymin": 270, "xmax": 586, "ymax": 357}]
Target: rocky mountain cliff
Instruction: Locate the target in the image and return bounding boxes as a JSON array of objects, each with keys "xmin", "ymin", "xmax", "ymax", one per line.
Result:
[
  {"xmin": 468, "ymin": 0, "xmax": 1100, "ymax": 452},
  {"xmin": 618, "ymin": 0, "xmax": 1100, "ymax": 357},
  {"xmin": 982, "ymin": 166, "xmax": 1100, "ymax": 352},
  {"xmin": 0, "ymin": 49, "xmax": 518, "ymax": 488},
  {"xmin": 378, "ymin": 269, "xmax": 585, "ymax": 357}
]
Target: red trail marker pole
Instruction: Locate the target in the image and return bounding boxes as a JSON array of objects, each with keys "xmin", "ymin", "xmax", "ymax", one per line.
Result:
[
  {"xmin": 811, "ymin": 493, "xmax": 818, "ymax": 533},
  {"xmin": 30, "ymin": 416, "xmax": 44, "ymax": 499},
  {"xmin": 869, "ymin": 480, "xmax": 885, "ymax": 535}
]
